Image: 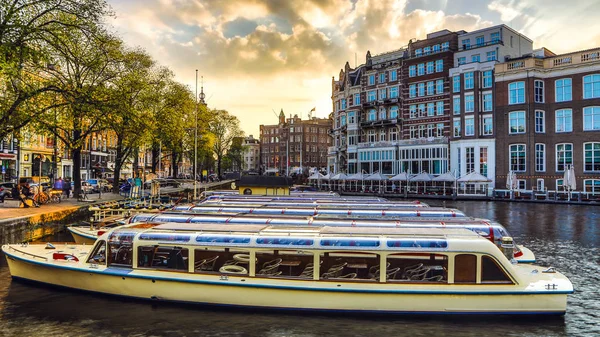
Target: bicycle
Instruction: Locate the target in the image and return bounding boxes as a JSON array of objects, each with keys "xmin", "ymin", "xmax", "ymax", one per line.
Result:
[
  {"xmin": 77, "ymin": 188, "xmax": 89, "ymax": 202},
  {"xmin": 32, "ymin": 186, "xmax": 49, "ymax": 205},
  {"xmin": 49, "ymin": 189, "xmax": 62, "ymax": 203}
]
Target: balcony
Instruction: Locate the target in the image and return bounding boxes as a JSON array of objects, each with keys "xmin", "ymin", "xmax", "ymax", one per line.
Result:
[
  {"xmin": 358, "ymin": 141, "xmax": 399, "ymax": 149},
  {"xmin": 360, "ymin": 118, "xmax": 400, "ymax": 128},
  {"xmin": 496, "ymin": 47, "xmax": 600, "ymax": 74},
  {"xmin": 458, "ymin": 39, "xmax": 503, "ymax": 52},
  {"xmin": 396, "ymin": 136, "xmax": 449, "ymax": 146}
]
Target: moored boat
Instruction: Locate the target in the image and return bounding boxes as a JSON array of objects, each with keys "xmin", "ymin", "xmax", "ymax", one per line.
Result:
[{"xmin": 3, "ymin": 224, "xmax": 571, "ymax": 315}]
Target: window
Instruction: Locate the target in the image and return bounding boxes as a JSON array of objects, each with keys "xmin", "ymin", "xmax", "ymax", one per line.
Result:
[
  {"xmin": 483, "ymin": 93, "xmax": 493, "ymax": 111},
  {"xmin": 466, "ymin": 147, "xmax": 475, "ymax": 172},
  {"xmin": 390, "ymin": 127, "xmax": 398, "ymax": 141},
  {"xmin": 340, "ymin": 115, "xmax": 346, "ymax": 126},
  {"xmin": 509, "ymin": 81, "xmax": 525, "ymax": 104},
  {"xmin": 453, "ymin": 76, "xmax": 460, "ymax": 93},
  {"xmin": 409, "ymin": 84, "xmax": 416, "ymax": 98},
  {"xmin": 584, "ymin": 143, "xmax": 600, "ymax": 171},
  {"xmin": 348, "ymin": 111, "xmax": 356, "ymax": 124},
  {"xmin": 379, "ymin": 73, "xmax": 386, "ymax": 83},
  {"xmin": 453, "ymin": 96, "xmax": 461, "ymax": 115},
  {"xmin": 471, "ymin": 54, "xmax": 480, "ymax": 63},
  {"xmin": 454, "ymin": 254, "xmax": 476, "ymax": 283},
  {"xmin": 535, "ymin": 110, "xmax": 545, "ymax": 133},
  {"xmin": 390, "ymin": 106, "xmax": 399, "ymax": 119},
  {"xmin": 584, "ymin": 74, "xmax": 600, "ymax": 99},
  {"xmin": 415, "ymin": 48, "xmax": 422, "ymax": 57},
  {"xmin": 427, "ymin": 61, "xmax": 434, "ymax": 74},
  {"xmin": 368, "ymin": 74, "xmax": 375, "ymax": 85},
  {"xmin": 419, "ymin": 124, "xmax": 426, "ymax": 138},
  {"xmin": 424, "ymin": 46, "xmax": 431, "ymax": 55},
  {"xmin": 410, "ymin": 126, "xmax": 417, "ymax": 139},
  {"xmin": 418, "ymin": 104, "xmax": 426, "ymax": 117},
  {"xmin": 482, "ymin": 115, "xmax": 493, "ymax": 135},
  {"xmin": 534, "ymin": 80, "xmax": 544, "ymax": 103},
  {"xmin": 535, "ymin": 143, "xmax": 546, "ymax": 172},
  {"xmin": 462, "ymin": 39, "xmax": 471, "ymax": 50},
  {"xmin": 436, "ymin": 101, "xmax": 444, "ymax": 115},
  {"xmin": 486, "ymin": 50, "xmax": 496, "ymax": 61},
  {"xmin": 367, "ymin": 90, "xmax": 376, "ymax": 102},
  {"xmin": 409, "ymin": 65, "xmax": 416, "ymax": 77},
  {"xmin": 435, "ymin": 59, "xmax": 443, "ymax": 72},
  {"xmin": 379, "ymin": 88, "xmax": 386, "ymax": 100},
  {"xmin": 353, "ymin": 93, "xmax": 360, "ymax": 105},
  {"xmin": 510, "ymin": 144, "xmax": 526, "ymax": 172},
  {"xmin": 555, "ymin": 109, "xmax": 572, "ymax": 133},
  {"xmin": 379, "ymin": 108, "xmax": 386, "ymax": 120},
  {"xmin": 584, "ymin": 179, "xmax": 600, "ymax": 194},
  {"xmin": 428, "ymin": 124, "xmax": 435, "ymax": 137},
  {"xmin": 368, "ymin": 109, "xmax": 376, "ymax": 121},
  {"xmin": 509, "ymin": 111, "xmax": 525, "ymax": 134},
  {"xmin": 436, "ymin": 123, "xmax": 444, "ymax": 137},
  {"xmin": 427, "ymin": 81, "xmax": 434, "ymax": 96},
  {"xmin": 458, "ymin": 57, "xmax": 466, "ymax": 65},
  {"xmin": 482, "ymin": 70, "xmax": 492, "ymax": 88},
  {"xmin": 480, "ymin": 147, "xmax": 488, "ymax": 176},
  {"xmin": 465, "ymin": 116, "xmax": 475, "ymax": 136},
  {"xmin": 453, "ymin": 118, "xmax": 461, "ymax": 137},
  {"xmin": 389, "ymin": 86, "xmax": 399, "ymax": 98},
  {"xmin": 433, "ymin": 44, "xmax": 440, "ymax": 52},
  {"xmin": 555, "ymin": 78, "xmax": 572, "ymax": 102},
  {"xmin": 418, "ymin": 63, "xmax": 425, "ymax": 76},
  {"xmin": 341, "ymin": 99, "xmax": 346, "ymax": 110},
  {"xmin": 436, "ymin": 79, "xmax": 444, "ymax": 94},
  {"xmin": 556, "ymin": 143, "xmax": 573, "ymax": 171},
  {"xmin": 441, "ymin": 42, "xmax": 449, "ymax": 51},
  {"xmin": 481, "ymin": 256, "xmax": 512, "ymax": 283},
  {"xmin": 491, "ymin": 32, "xmax": 500, "ymax": 43},
  {"xmin": 390, "ymin": 69, "xmax": 397, "ymax": 81},
  {"xmin": 476, "ymin": 36, "xmax": 484, "ymax": 47},
  {"xmin": 427, "ymin": 102, "xmax": 435, "ymax": 116},
  {"xmin": 465, "ymin": 93, "xmax": 474, "ymax": 112},
  {"xmin": 584, "ymin": 106, "xmax": 600, "ymax": 131},
  {"xmin": 409, "ymin": 105, "xmax": 417, "ymax": 118},
  {"xmin": 464, "ymin": 72, "xmax": 474, "ymax": 89},
  {"xmin": 418, "ymin": 83, "xmax": 425, "ymax": 97}
]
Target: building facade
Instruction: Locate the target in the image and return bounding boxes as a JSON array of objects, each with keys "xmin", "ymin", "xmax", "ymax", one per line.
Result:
[
  {"xmin": 449, "ymin": 25, "xmax": 533, "ymax": 186},
  {"xmin": 495, "ymin": 47, "xmax": 600, "ymax": 192},
  {"xmin": 243, "ymin": 135, "xmax": 260, "ymax": 172},
  {"xmin": 260, "ymin": 109, "xmax": 331, "ymax": 175}
]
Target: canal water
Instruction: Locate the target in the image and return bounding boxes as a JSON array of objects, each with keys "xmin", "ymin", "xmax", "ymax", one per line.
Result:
[{"xmin": 0, "ymin": 201, "xmax": 598, "ymax": 337}]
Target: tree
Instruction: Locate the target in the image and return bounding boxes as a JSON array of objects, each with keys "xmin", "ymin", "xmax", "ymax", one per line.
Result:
[
  {"xmin": 0, "ymin": 0, "xmax": 111, "ymax": 140},
  {"xmin": 207, "ymin": 109, "xmax": 243, "ymax": 177}
]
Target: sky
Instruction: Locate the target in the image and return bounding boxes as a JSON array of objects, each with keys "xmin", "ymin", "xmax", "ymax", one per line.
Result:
[{"xmin": 106, "ymin": 0, "xmax": 600, "ymax": 137}]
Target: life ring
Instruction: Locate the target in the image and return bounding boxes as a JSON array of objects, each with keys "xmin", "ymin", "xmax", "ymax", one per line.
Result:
[
  {"xmin": 219, "ymin": 265, "xmax": 247, "ymax": 274},
  {"xmin": 233, "ymin": 254, "xmax": 251, "ymax": 263}
]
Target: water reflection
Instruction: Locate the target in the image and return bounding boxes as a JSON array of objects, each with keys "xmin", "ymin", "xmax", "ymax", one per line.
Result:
[{"xmin": 0, "ymin": 201, "xmax": 598, "ymax": 336}]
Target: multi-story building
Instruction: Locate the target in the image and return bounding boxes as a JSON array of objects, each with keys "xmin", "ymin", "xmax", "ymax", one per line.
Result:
[
  {"xmin": 260, "ymin": 109, "xmax": 331, "ymax": 174},
  {"xmin": 243, "ymin": 135, "xmax": 260, "ymax": 172},
  {"xmin": 449, "ymin": 25, "xmax": 533, "ymax": 186},
  {"xmin": 494, "ymin": 47, "xmax": 600, "ymax": 192},
  {"xmin": 401, "ymin": 29, "xmax": 458, "ymax": 174},
  {"xmin": 0, "ymin": 135, "xmax": 19, "ymax": 181},
  {"xmin": 18, "ymin": 129, "xmax": 61, "ymax": 179}
]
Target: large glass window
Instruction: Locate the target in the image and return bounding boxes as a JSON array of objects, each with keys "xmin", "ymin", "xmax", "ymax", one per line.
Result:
[
  {"xmin": 435, "ymin": 60, "xmax": 443, "ymax": 72},
  {"xmin": 389, "ymin": 86, "xmax": 399, "ymax": 98},
  {"xmin": 491, "ymin": 32, "xmax": 500, "ymax": 43},
  {"xmin": 480, "ymin": 147, "xmax": 488, "ymax": 176},
  {"xmin": 464, "ymin": 72, "xmax": 474, "ymax": 89},
  {"xmin": 353, "ymin": 93, "xmax": 360, "ymax": 106},
  {"xmin": 458, "ymin": 57, "xmax": 466, "ymax": 65},
  {"xmin": 436, "ymin": 79, "xmax": 444, "ymax": 94},
  {"xmin": 390, "ymin": 69, "xmax": 397, "ymax": 81},
  {"xmin": 453, "ymin": 118, "xmax": 461, "ymax": 137},
  {"xmin": 409, "ymin": 105, "xmax": 417, "ymax": 118},
  {"xmin": 465, "ymin": 116, "xmax": 474, "ymax": 136},
  {"xmin": 534, "ymin": 80, "xmax": 544, "ymax": 103},
  {"xmin": 436, "ymin": 101, "xmax": 444, "ymax": 115},
  {"xmin": 427, "ymin": 81, "xmax": 434, "ymax": 96},
  {"xmin": 584, "ymin": 179, "xmax": 600, "ymax": 194},
  {"xmin": 379, "ymin": 88, "xmax": 386, "ymax": 100},
  {"xmin": 409, "ymin": 84, "xmax": 416, "ymax": 98},
  {"xmin": 481, "ymin": 256, "xmax": 512, "ymax": 283},
  {"xmin": 483, "ymin": 93, "xmax": 493, "ymax": 111},
  {"xmin": 461, "ymin": 39, "xmax": 471, "ymax": 50},
  {"xmin": 453, "ymin": 96, "xmax": 460, "ymax": 115},
  {"xmin": 465, "ymin": 93, "xmax": 474, "ymax": 112},
  {"xmin": 418, "ymin": 63, "xmax": 425, "ymax": 76},
  {"xmin": 471, "ymin": 54, "xmax": 480, "ymax": 63},
  {"xmin": 482, "ymin": 70, "xmax": 492, "ymax": 88},
  {"xmin": 509, "ymin": 111, "xmax": 525, "ymax": 134},
  {"xmin": 379, "ymin": 73, "xmax": 386, "ymax": 83},
  {"xmin": 409, "ymin": 65, "xmax": 416, "ymax": 77},
  {"xmin": 535, "ymin": 143, "xmax": 546, "ymax": 172},
  {"xmin": 348, "ymin": 111, "xmax": 355, "ymax": 124},
  {"xmin": 453, "ymin": 76, "xmax": 460, "ymax": 93},
  {"xmin": 427, "ymin": 61, "xmax": 434, "ymax": 74},
  {"xmin": 367, "ymin": 90, "xmax": 376, "ymax": 102},
  {"xmin": 584, "ymin": 74, "xmax": 600, "ymax": 99},
  {"xmin": 555, "ymin": 78, "xmax": 572, "ymax": 102},
  {"xmin": 427, "ymin": 102, "xmax": 435, "ymax": 116},
  {"xmin": 509, "ymin": 81, "xmax": 525, "ymax": 104},
  {"xmin": 482, "ymin": 116, "xmax": 493, "ymax": 135},
  {"xmin": 486, "ymin": 50, "xmax": 496, "ymax": 61},
  {"xmin": 535, "ymin": 110, "xmax": 545, "ymax": 133},
  {"xmin": 368, "ymin": 109, "xmax": 376, "ymax": 121},
  {"xmin": 466, "ymin": 147, "xmax": 475, "ymax": 172},
  {"xmin": 390, "ymin": 106, "xmax": 399, "ymax": 119},
  {"xmin": 476, "ymin": 35, "xmax": 484, "ymax": 46},
  {"xmin": 555, "ymin": 109, "xmax": 573, "ymax": 133},
  {"xmin": 368, "ymin": 74, "xmax": 375, "ymax": 85},
  {"xmin": 584, "ymin": 143, "xmax": 600, "ymax": 172},
  {"xmin": 556, "ymin": 143, "xmax": 573, "ymax": 171},
  {"xmin": 510, "ymin": 144, "xmax": 526, "ymax": 172},
  {"xmin": 418, "ymin": 83, "xmax": 425, "ymax": 97},
  {"xmin": 584, "ymin": 106, "xmax": 600, "ymax": 131}
]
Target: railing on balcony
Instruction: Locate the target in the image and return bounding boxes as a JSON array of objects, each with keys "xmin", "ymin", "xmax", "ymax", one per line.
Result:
[
  {"xmin": 360, "ymin": 118, "xmax": 400, "ymax": 128},
  {"xmin": 497, "ymin": 47, "xmax": 600, "ymax": 74}
]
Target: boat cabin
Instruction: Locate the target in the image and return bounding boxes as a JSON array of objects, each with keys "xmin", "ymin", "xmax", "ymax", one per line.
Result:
[{"xmin": 88, "ymin": 224, "xmax": 517, "ymax": 285}]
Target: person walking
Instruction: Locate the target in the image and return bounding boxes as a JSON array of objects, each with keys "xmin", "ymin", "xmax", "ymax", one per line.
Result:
[
  {"xmin": 13, "ymin": 183, "xmax": 29, "ymax": 208},
  {"xmin": 63, "ymin": 178, "xmax": 71, "ymax": 198}
]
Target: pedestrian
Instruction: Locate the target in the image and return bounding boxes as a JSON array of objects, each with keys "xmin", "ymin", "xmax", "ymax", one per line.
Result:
[
  {"xmin": 63, "ymin": 178, "xmax": 71, "ymax": 198},
  {"xmin": 54, "ymin": 177, "xmax": 64, "ymax": 190},
  {"xmin": 392, "ymin": 182, "xmax": 397, "ymax": 193},
  {"xmin": 21, "ymin": 182, "xmax": 39, "ymax": 207},
  {"xmin": 13, "ymin": 184, "xmax": 29, "ymax": 208}
]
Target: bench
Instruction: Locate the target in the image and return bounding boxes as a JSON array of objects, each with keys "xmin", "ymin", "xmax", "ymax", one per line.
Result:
[{"xmin": 2, "ymin": 199, "xmax": 22, "ymax": 208}]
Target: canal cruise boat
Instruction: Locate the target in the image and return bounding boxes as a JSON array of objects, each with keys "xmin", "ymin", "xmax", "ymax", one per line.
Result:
[{"xmin": 3, "ymin": 224, "xmax": 569, "ymax": 315}]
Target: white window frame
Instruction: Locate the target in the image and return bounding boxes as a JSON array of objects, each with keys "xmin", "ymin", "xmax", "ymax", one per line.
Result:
[
  {"xmin": 482, "ymin": 70, "xmax": 492, "ymax": 88},
  {"xmin": 453, "ymin": 76, "xmax": 460, "ymax": 93},
  {"xmin": 436, "ymin": 79, "xmax": 444, "ymax": 94},
  {"xmin": 427, "ymin": 61, "xmax": 434, "ymax": 74},
  {"xmin": 509, "ymin": 144, "xmax": 526, "ymax": 172},
  {"xmin": 509, "ymin": 81, "xmax": 525, "ymax": 104},
  {"xmin": 464, "ymin": 72, "xmax": 474, "ymax": 90},
  {"xmin": 435, "ymin": 60, "xmax": 443, "ymax": 72},
  {"xmin": 465, "ymin": 116, "xmax": 475, "ymax": 136},
  {"xmin": 583, "ymin": 74, "xmax": 600, "ymax": 99},
  {"xmin": 453, "ymin": 96, "xmax": 460, "ymax": 115},
  {"xmin": 555, "ymin": 109, "xmax": 573, "ymax": 133},
  {"xmin": 482, "ymin": 114, "xmax": 493, "ymax": 136},
  {"xmin": 368, "ymin": 74, "xmax": 375, "ymax": 85},
  {"xmin": 453, "ymin": 118, "xmax": 461, "ymax": 137},
  {"xmin": 584, "ymin": 142, "xmax": 600, "ymax": 172},
  {"xmin": 556, "ymin": 143, "xmax": 573, "ymax": 171},
  {"xmin": 555, "ymin": 78, "xmax": 572, "ymax": 102},
  {"xmin": 535, "ymin": 143, "xmax": 546, "ymax": 172},
  {"xmin": 583, "ymin": 106, "xmax": 600, "ymax": 131},
  {"xmin": 535, "ymin": 110, "xmax": 545, "ymax": 133},
  {"xmin": 483, "ymin": 93, "xmax": 493, "ymax": 112},
  {"xmin": 409, "ymin": 65, "xmax": 416, "ymax": 77},
  {"xmin": 464, "ymin": 93, "xmax": 474, "ymax": 112},
  {"xmin": 534, "ymin": 80, "xmax": 544, "ymax": 103},
  {"xmin": 509, "ymin": 111, "xmax": 526, "ymax": 134}
]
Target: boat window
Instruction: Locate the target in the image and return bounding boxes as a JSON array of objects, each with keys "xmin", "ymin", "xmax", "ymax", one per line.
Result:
[
  {"xmin": 139, "ymin": 232, "xmax": 191, "ymax": 243},
  {"xmin": 386, "ymin": 253, "xmax": 448, "ymax": 283},
  {"xmin": 256, "ymin": 237, "xmax": 314, "ymax": 246},
  {"xmin": 454, "ymin": 254, "xmax": 477, "ymax": 283},
  {"xmin": 481, "ymin": 256, "xmax": 513, "ymax": 284},
  {"xmin": 108, "ymin": 241, "xmax": 133, "ymax": 268},
  {"xmin": 386, "ymin": 239, "xmax": 447, "ymax": 249},
  {"xmin": 137, "ymin": 245, "xmax": 189, "ymax": 271},
  {"xmin": 87, "ymin": 240, "xmax": 107, "ymax": 265},
  {"xmin": 319, "ymin": 252, "xmax": 379, "ymax": 282},
  {"xmin": 194, "ymin": 248, "xmax": 249, "ymax": 275},
  {"xmin": 196, "ymin": 235, "xmax": 251, "ymax": 245},
  {"xmin": 255, "ymin": 250, "xmax": 314, "ymax": 279},
  {"xmin": 320, "ymin": 238, "xmax": 380, "ymax": 248}
]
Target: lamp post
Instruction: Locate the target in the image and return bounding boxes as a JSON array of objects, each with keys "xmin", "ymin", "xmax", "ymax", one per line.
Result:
[{"xmin": 194, "ymin": 70, "xmax": 198, "ymax": 201}]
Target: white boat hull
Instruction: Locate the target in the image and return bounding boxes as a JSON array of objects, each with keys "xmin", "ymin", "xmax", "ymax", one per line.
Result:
[{"xmin": 3, "ymin": 246, "xmax": 568, "ymax": 315}]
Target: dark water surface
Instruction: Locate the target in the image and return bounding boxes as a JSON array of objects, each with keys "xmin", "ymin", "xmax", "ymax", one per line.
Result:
[{"xmin": 0, "ymin": 201, "xmax": 599, "ymax": 337}]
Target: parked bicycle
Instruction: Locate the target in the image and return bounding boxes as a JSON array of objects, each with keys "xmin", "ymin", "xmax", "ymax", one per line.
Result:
[{"xmin": 32, "ymin": 185, "xmax": 49, "ymax": 205}]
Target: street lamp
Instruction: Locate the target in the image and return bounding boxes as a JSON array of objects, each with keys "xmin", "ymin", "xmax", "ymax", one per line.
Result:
[{"xmin": 194, "ymin": 70, "xmax": 198, "ymax": 201}]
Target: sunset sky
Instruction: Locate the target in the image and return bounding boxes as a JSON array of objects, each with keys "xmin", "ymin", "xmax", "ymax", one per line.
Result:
[{"xmin": 107, "ymin": 0, "xmax": 600, "ymax": 137}]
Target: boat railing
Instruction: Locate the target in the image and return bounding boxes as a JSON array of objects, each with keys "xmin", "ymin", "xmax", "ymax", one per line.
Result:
[{"xmin": 6, "ymin": 246, "xmax": 48, "ymax": 261}]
